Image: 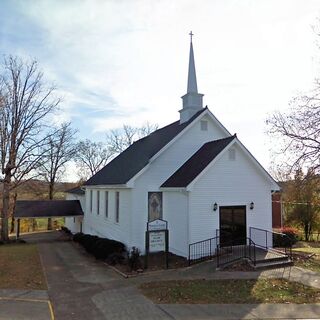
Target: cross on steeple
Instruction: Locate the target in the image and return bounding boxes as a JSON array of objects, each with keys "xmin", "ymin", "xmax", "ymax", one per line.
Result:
[
  {"xmin": 179, "ymin": 31, "xmax": 204, "ymax": 123},
  {"xmin": 189, "ymin": 31, "xmax": 194, "ymax": 42}
]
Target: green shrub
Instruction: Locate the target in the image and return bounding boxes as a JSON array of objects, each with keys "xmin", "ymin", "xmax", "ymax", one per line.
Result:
[
  {"xmin": 73, "ymin": 232, "xmax": 126, "ymax": 261},
  {"xmin": 61, "ymin": 226, "xmax": 72, "ymax": 234},
  {"xmin": 82, "ymin": 235, "xmax": 100, "ymax": 253},
  {"xmin": 273, "ymin": 227, "xmax": 299, "ymax": 247},
  {"xmin": 91, "ymin": 238, "xmax": 126, "ymax": 260},
  {"xmin": 73, "ymin": 232, "xmax": 84, "ymax": 242}
]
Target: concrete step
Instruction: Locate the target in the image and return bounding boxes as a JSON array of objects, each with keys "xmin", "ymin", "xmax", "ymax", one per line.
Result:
[
  {"xmin": 255, "ymin": 255, "xmax": 290, "ymax": 265},
  {"xmin": 251, "ymin": 258, "xmax": 293, "ymax": 270}
]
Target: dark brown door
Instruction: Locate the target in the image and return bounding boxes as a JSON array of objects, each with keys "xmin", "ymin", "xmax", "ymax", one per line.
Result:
[{"xmin": 220, "ymin": 206, "xmax": 246, "ymax": 246}]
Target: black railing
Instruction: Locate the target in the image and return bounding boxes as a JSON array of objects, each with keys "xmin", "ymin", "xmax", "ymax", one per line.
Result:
[
  {"xmin": 188, "ymin": 237, "xmax": 218, "ymax": 265},
  {"xmin": 216, "ymin": 237, "xmax": 256, "ymax": 268},
  {"xmin": 249, "ymin": 227, "xmax": 292, "ymax": 258}
]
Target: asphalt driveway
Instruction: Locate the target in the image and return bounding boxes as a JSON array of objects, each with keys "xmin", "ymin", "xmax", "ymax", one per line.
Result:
[
  {"xmin": 37, "ymin": 231, "xmax": 169, "ymax": 320},
  {"xmin": 2, "ymin": 231, "xmax": 319, "ymax": 320}
]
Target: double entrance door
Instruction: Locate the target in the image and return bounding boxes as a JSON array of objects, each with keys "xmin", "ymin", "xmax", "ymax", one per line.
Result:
[{"xmin": 219, "ymin": 206, "xmax": 246, "ymax": 246}]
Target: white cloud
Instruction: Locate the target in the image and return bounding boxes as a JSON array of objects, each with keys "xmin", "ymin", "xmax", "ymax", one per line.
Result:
[{"xmin": 3, "ymin": 0, "xmax": 320, "ymax": 180}]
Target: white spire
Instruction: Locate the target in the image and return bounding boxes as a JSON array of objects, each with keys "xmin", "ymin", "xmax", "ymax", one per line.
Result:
[
  {"xmin": 179, "ymin": 31, "xmax": 204, "ymax": 124},
  {"xmin": 187, "ymin": 38, "xmax": 198, "ymax": 93}
]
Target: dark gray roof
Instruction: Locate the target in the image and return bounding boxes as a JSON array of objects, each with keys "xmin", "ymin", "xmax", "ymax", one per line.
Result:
[
  {"xmin": 15, "ymin": 200, "xmax": 84, "ymax": 218},
  {"xmin": 161, "ymin": 135, "xmax": 236, "ymax": 188},
  {"xmin": 65, "ymin": 186, "xmax": 85, "ymax": 195},
  {"xmin": 85, "ymin": 108, "xmax": 207, "ymax": 186}
]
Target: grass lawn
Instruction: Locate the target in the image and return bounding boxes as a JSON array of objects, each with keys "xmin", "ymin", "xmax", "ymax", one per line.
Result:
[
  {"xmin": 140, "ymin": 279, "xmax": 320, "ymax": 304},
  {"xmin": 292, "ymin": 247, "xmax": 320, "ymax": 255},
  {"xmin": 294, "ymin": 257, "xmax": 320, "ymax": 273},
  {"xmin": 292, "ymin": 243, "xmax": 320, "ymax": 272},
  {"xmin": 0, "ymin": 244, "xmax": 47, "ymax": 290}
]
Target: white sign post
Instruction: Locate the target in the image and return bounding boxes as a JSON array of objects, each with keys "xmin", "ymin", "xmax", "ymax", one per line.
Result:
[
  {"xmin": 149, "ymin": 231, "xmax": 166, "ymax": 252},
  {"xmin": 145, "ymin": 219, "xmax": 169, "ymax": 269}
]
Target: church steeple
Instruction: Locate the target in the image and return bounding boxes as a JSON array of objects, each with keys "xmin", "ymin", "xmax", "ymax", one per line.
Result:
[
  {"xmin": 179, "ymin": 32, "xmax": 204, "ymax": 124},
  {"xmin": 187, "ymin": 32, "xmax": 198, "ymax": 93}
]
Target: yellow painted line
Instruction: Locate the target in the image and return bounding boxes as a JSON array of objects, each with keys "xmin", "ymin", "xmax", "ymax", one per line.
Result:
[
  {"xmin": 47, "ymin": 300, "xmax": 55, "ymax": 320},
  {"xmin": 0, "ymin": 296, "xmax": 47, "ymax": 303},
  {"xmin": 0, "ymin": 297, "xmax": 54, "ymax": 320}
]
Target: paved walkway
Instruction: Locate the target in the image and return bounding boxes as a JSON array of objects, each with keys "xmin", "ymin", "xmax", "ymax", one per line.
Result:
[
  {"xmin": 2, "ymin": 231, "xmax": 319, "ymax": 319},
  {"xmin": 127, "ymin": 258, "xmax": 320, "ymax": 290},
  {"xmin": 0, "ymin": 289, "xmax": 53, "ymax": 320},
  {"xmin": 38, "ymin": 235, "xmax": 169, "ymax": 320}
]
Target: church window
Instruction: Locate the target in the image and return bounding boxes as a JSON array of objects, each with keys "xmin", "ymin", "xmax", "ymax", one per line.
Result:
[
  {"xmin": 148, "ymin": 192, "xmax": 163, "ymax": 221},
  {"xmin": 90, "ymin": 190, "xmax": 93, "ymax": 213},
  {"xmin": 229, "ymin": 148, "xmax": 236, "ymax": 160},
  {"xmin": 97, "ymin": 190, "xmax": 100, "ymax": 215},
  {"xmin": 115, "ymin": 192, "xmax": 120, "ymax": 223},
  {"xmin": 200, "ymin": 120, "xmax": 208, "ymax": 131},
  {"xmin": 105, "ymin": 191, "xmax": 109, "ymax": 218}
]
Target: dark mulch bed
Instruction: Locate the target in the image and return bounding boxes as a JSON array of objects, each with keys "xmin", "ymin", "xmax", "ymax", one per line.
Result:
[{"xmin": 111, "ymin": 251, "xmax": 188, "ymax": 276}]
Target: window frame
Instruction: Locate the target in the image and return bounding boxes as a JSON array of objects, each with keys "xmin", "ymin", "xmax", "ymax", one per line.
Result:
[
  {"xmin": 97, "ymin": 190, "xmax": 100, "ymax": 215},
  {"xmin": 200, "ymin": 120, "xmax": 208, "ymax": 131},
  {"xmin": 105, "ymin": 191, "xmax": 109, "ymax": 218},
  {"xmin": 90, "ymin": 190, "xmax": 93, "ymax": 213},
  {"xmin": 115, "ymin": 191, "xmax": 120, "ymax": 223}
]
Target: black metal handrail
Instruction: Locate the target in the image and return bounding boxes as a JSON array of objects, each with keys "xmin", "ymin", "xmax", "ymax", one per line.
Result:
[
  {"xmin": 216, "ymin": 237, "xmax": 257, "ymax": 268},
  {"xmin": 249, "ymin": 227, "xmax": 293, "ymax": 258},
  {"xmin": 188, "ymin": 236, "xmax": 219, "ymax": 265}
]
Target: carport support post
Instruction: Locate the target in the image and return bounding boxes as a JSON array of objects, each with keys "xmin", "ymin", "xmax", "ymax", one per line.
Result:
[{"xmin": 16, "ymin": 219, "xmax": 20, "ymax": 239}]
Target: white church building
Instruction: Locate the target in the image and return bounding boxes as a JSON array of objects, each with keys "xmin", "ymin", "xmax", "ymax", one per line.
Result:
[{"xmin": 66, "ymin": 37, "xmax": 279, "ymax": 258}]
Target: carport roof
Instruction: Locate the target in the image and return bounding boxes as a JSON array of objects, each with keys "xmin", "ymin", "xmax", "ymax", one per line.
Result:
[{"xmin": 15, "ymin": 200, "xmax": 84, "ymax": 218}]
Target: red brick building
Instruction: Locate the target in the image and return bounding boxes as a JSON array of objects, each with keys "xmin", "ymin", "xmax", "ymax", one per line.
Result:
[{"xmin": 272, "ymin": 192, "xmax": 282, "ymax": 228}]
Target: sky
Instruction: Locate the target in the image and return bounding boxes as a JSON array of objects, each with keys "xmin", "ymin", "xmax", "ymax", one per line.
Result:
[{"xmin": 1, "ymin": 0, "xmax": 320, "ymax": 181}]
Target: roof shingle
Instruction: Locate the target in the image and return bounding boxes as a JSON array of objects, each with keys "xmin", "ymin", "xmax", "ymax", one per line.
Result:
[
  {"xmin": 65, "ymin": 186, "xmax": 85, "ymax": 195},
  {"xmin": 15, "ymin": 200, "xmax": 84, "ymax": 218},
  {"xmin": 84, "ymin": 108, "xmax": 207, "ymax": 186},
  {"xmin": 161, "ymin": 135, "xmax": 236, "ymax": 188}
]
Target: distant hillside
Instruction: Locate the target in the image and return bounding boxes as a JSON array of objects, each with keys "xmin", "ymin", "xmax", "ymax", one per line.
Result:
[{"xmin": 0, "ymin": 179, "xmax": 79, "ymax": 202}]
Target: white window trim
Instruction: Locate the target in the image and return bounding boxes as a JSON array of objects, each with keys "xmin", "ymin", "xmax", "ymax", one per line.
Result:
[
  {"xmin": 97, "ymin": 190, "xmax": 100, "ymax": 215},
  {"xmin": 105, "ymin": 191, "xmax": 109, "ymax": 219},
  {"xmin": 90, "ymin": 190, "xmax": 93, "ymax": 213},
  {"xmin": 115, "ymin": 191, "xmax": 120, "ymax": 223}
]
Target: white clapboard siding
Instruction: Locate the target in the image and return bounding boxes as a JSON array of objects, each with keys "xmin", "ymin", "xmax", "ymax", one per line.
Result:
[
  {"xmin": 163, "ymin": 191, "xmax": 189, "ymax": 256},
  {"xmin": 130, "ymin": 115, "xmax": 228, "ymax": 252},
  {"xmin": 83, "ymin": 188, "xmax": 132, "ymax": 247},
  {"xmin": 189, "ymin": 144, "xmax": 272, "ymax": 245},
  {"xmin": 65, "ymin": 193, "xmax": 85, "ymax": 234}
]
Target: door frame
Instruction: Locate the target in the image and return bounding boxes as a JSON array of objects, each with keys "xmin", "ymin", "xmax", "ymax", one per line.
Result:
[{"xmin": 219, "ymin": 205, "xmax": 247, "ymax": 246}]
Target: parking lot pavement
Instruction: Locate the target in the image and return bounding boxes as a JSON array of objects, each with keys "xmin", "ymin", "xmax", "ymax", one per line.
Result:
[{"xmin": 0, "ymin": 297, "xmax": 53, "ymax": 320}]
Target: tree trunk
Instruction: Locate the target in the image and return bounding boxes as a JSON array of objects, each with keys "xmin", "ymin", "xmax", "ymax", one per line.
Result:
[
  {"xmin": 10, "ymin": 217, "xmax": 15, "ymax": 234},
  {"xmin": 32, "ymin": 219, "xmax": 37, "ymax": 232},
  {"xmin": 47, "ymin": 182, "xmax": 54, "ymax": 230},
  {"xmin": 9, "ymin": 191, "xmax": 18, "ymax": 234},
  {"xmin": 1, "ymin": 173, "xmax": 11, "ymax": 242}
]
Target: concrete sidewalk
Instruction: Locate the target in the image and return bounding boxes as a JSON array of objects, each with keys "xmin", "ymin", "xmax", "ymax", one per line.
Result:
[
  {"xmin": 0, "ymin": 289, "xmax": 53, "ymax": 320},
  {"xmin": 129, "ymin": 259, "xmax": 320, "ymax": 289},
  {"xmin": 13, "ymin": 231, "xmax": 320, "ymax": 320},
  {"xmin": 159, "ymin": 303, "xmax": 320, "ymax": 319}
]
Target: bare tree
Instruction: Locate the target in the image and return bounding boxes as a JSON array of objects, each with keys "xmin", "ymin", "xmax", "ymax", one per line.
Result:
[
  {"xmin": 267, "ymin": 85, "xmax": 320, "ymax": 173},
  {"xmin": 74, "ymin": 139, "xmax": 111, "ymax": 180},
  {"xmin": 267, "ymin": 21, "xmax": 320, "ymax": 173},
  {"xmin": 0, "ymin": 56, "xmax": 60, "ymax": 241},
  {"xmin": 39, "ymin": 122, "xmax": 77, "ymax": 230},
  {"xmin": 107, "ymin": 122, "xmax": 158, "ymax": 155}
]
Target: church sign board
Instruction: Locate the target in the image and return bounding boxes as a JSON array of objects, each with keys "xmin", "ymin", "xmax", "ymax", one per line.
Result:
[{"xmin": 145, "ymin": 219, "xmax": 169, "ymax": 269}]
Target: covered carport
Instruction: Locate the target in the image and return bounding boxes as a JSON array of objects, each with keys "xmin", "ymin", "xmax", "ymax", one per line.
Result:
[{"xmin": 14, "ymin": 200, "xmax": 84, "ymax": 238}]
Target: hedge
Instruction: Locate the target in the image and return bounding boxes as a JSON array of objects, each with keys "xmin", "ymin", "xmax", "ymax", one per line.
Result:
[{"xmin": 73, "ymin": 232, "xmax": 126, "ymax": 260}]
